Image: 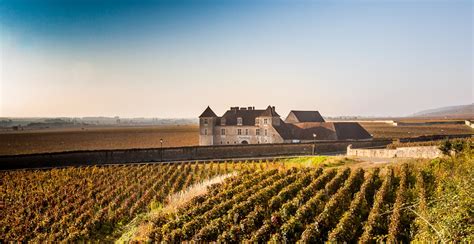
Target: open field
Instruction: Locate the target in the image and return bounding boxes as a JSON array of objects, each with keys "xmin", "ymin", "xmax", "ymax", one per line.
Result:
[
  {"xmin": 0, "ymin": 125, "xmax": 199, "ymax": 156},
  {"xmin": 0, "ymin": 122, "xmax": 472, "ymax": 156},
  {"xmin": 360, "ymin": 122, "xmax": 472, "ymax": 138}
]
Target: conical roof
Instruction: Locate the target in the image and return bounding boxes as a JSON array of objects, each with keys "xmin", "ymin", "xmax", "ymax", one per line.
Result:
[{"xmin": 199, "ymin": 106, "xmax": 217, "ymax": 118}]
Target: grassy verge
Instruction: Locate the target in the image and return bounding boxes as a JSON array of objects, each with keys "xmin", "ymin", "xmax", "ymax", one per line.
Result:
[
  {"xmin": 116, "ymin": 173, "xmax": 236, "ymax": 242},
  {"xmin": 278, "ymin": 155, "xmax": 359, "ymax": 168}
]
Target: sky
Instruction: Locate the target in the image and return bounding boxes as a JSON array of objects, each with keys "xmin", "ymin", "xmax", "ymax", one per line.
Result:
[{"xmin": 0, "ymin": 0, "xmax": 472, "ymax": 118}]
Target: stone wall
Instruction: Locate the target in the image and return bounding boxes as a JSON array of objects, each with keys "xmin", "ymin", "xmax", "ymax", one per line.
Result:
[
  {"xmin": 0, "ymin": 140, "xmax": 391, "ymax": 170},
  {"xmin": 347, "ymin": 145, "xmax": 442, "ymax": 159}
]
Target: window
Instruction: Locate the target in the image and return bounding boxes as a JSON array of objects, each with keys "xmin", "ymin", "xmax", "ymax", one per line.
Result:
[
  {"xmin": 264, "ymin": 129, "xmax": 268, "ymax": 136},
  {"xmin": 221, "ymin": 128, "xmax": 226, "ymax": 135},
  {"xmin": 238, "ymin": 129, "xmax": 242, "ymax": 135},
  {"xmin": 255, "ymin": 118, "xmax": 259, "ymax": 125},
  {"xmin": 256, "ymin": 129, "xmax": 260, "ymax": 135},
  {"xmin": 204, "ymin": 129, "xmax": 208, "ymax": 135},
  {"xmin": 245, "ymin": 129, "xmax": 249, "ymax": 135},
  {"xmin": 221, "ymin": 118, "xmax": 226, "ymax": 126},
  {"xmin": 237, "ymin": 117, "xmax": 243, "ymax": 125},
  {"xmin": 264, "ymin": 119, "xmax": 268, "ymax": 124},
  {"xmin": 204, "ymin": 118, "xmax": 208, "ymax": 125}
]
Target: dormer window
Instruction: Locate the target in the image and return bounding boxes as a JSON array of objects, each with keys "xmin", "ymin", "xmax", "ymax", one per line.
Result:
[
  {"xmin": 237, "ymin": 117, "xmax": 243, "ymax": 126},
  {"xmin": 221, "ymin": 118, "xmax": 226, "ymax": 126}
]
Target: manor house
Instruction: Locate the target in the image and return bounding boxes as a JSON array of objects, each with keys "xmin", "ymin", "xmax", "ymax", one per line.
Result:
[{"xmin": 199, "ymin": 106, "xmax": 372, "ymax": 146}]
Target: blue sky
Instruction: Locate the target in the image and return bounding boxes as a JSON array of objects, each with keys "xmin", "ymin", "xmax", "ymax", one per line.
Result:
[{"xmin": 0, "ymin": 0, "xmax": 472, "ymax": 117}]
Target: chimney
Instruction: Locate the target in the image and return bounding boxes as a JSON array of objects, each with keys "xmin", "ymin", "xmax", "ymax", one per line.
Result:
[
  {"xmin": 240, "ymin": 107, "xmax": 247, "ymax": 110},
  {"xmin": 248, "ymin": 106, "xmax": 253, "ymax": 110},
  {"xmin": 272, "ymin": 106, "xmax": 275, "ymax": 111}
]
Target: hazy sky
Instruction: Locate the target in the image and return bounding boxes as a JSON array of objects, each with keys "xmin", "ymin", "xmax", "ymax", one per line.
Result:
[{"xmin": 0, "ymin": 0, "xmax": 472, "ymax": 118}]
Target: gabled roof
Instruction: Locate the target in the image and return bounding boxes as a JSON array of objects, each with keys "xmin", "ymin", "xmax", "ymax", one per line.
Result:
[
  {"xmin": 275, "ymin": 122, "xmax": 337, "ymax": 140},
  {"xmin": 333, "ymin": 122, "xmax": 372, "ymax": 140},
  {"xmin": 273, "ymin": 122, "xmax": 371, "ymax": 141},
  {"xmin": 199, "ymin": 106, "xmax": 217, "ymax": 118},
  {"xmin": 285, "ymin": 110, "xmax": 325, "ymax": 123},
  {"xmin": 260, "ymin": 106, "xmax": 280, "ymax": 117}
]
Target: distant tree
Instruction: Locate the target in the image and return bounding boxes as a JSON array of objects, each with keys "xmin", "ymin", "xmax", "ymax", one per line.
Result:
[
  {"xmin": 439, "ymin": 139, "xmax": 452, "ymax": 156},
  {"xmin": 452, "ymin": 140, "xmax": 465, "ymax": 156}
]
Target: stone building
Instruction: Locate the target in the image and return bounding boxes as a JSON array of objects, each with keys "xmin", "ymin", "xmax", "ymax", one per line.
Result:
[{"xmin": 199, "ymin": 105, "xmax": 372, "ymax": 146}]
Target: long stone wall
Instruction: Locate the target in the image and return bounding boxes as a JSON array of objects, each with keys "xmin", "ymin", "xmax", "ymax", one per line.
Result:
[
  {"xmin": 347, "ymin": 145, "xmax": 442, "ymax": 159},
  {"xmin": 0, "ymin": 140, "xmax": 391, "ymax": 170}
]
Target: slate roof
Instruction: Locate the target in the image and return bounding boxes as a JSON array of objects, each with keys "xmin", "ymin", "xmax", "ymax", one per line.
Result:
[
  {"xmin": 260, "ymin": 106, "xmax": 280, "ymax": 117},
  {"xmin": 274, "ymin": 122, "xmax": 371, "ymax": 140},
  {"xmin": 221, "ymin": 109, "xmax": 266, "ymax": 126},
  {"xmin": 199, "ymin": 106, "xmax": 218, "ymax": 118},
  {"xmin": 218, "ymin": 106, "xmax": 280, "ymax": 126},
  {"xmin": 286, "ymin": 110, "xmax": 325, "ymax": 123},
  {"xmin": 333, "ymin": 122, "xmax": 372, "ymax": 140}
]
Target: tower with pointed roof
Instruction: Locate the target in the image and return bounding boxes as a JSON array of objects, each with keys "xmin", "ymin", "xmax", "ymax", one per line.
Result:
[{"xmin": 199, "ymin": 106, "xmax": 218, "ymax": 145}]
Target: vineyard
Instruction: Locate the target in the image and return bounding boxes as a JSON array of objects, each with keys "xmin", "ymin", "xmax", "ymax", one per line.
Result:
[
  {"xmin": 0, "ymin": 161, "xmax": 278, "ymax": 241},
  {"xmin": 130, "ymin": 151, "xmax": 473, "ymax": 242},
  {"xmin": 1, "ymin": 143, "xmax": 472, "ymax": 242}
]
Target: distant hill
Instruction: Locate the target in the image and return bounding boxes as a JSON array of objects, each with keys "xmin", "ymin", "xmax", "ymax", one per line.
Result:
[{"xmin": 411, "ymin": 104, "xmax": 474, "ymax": 118}]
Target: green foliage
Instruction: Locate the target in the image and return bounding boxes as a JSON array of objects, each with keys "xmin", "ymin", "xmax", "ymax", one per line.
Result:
[
  {"xmin": 439, "ymin": 138, "xmax": 472, "ymax": 157},
  {"xmin": 438, "ymin": 139, "xmax": 452, "ymax": 156},
  {"xmin": 327, "ymin": 170, "xmax": 380, "ymax": 242},
  {"xmin": 359, "ymin": 168, "xmax": 396, "ymax": 243},
  {"xmin": 413, "ymin": 143, "xmax": 474, "ymax": 242},
  {"xmin": 387, "ymin": 164, "xmax": 413, "ymax": 243},
  {"xmin": 108, "ymin": 148, "xmax": 474, "ymax": 243},
  {"xmin": 301, "ymin": 168, "xmax": 365, "ymax": 241}
]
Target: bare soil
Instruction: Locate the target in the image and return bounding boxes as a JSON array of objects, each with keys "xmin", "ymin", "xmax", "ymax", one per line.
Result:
[
  {"xmin": 360, "ymin": 122, "xmax": 472, "ymax": 138},
  {"xmin": 1, "ymin": 121, "xmax": 471, "ymax": 156},
  {"xmin": 0, "ymin": 125, "xmax": 199, "ymax": 156}
]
